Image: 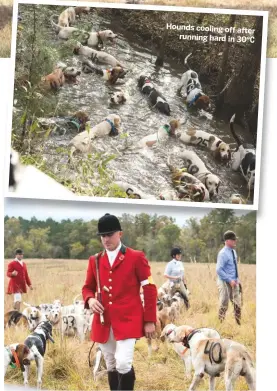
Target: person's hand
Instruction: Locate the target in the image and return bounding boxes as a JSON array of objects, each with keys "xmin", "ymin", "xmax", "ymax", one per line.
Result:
[
  {"xmin": 229, "ymin": 280, "xmax": 237, "ymax": 288},
  {"xmin": 88, "ymin": 298, "xmax": 104, "ymax": 314},
  {"xmin": 144, "ymin": 322, "xmax": 156, "ymax": 339},
  {"xmin": 11, "ymin": 270, "xmax": 18, "ymax": 276}
]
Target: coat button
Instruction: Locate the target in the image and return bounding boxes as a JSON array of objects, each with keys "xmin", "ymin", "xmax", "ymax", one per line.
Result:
[
  {"xmin": 109, "ymin": 302, "xmax": 112, "ymax": 305},
  {"xmin": 109, "ymin": 286, "xmax": 112, "ymax": 289},
  {"xmin": 109, "ymin": 279, "xmax": 112, "ymax": 282},
  {"xmin": 109, "ymin": 294, "xmax": 112, "ymax": 297},
  {"xmin": 109, "ymin": 271, "xmax": 112, "ymax": 274}
]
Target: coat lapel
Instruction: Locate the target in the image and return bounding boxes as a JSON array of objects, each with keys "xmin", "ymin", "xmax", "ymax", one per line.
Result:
[
  {"xmin": 100, "ymin": 251, "xmax": 110, "ymax": 270},
  {"xmin": 112, "ymin": 248, "xmax": 126, "ymax": 270}
]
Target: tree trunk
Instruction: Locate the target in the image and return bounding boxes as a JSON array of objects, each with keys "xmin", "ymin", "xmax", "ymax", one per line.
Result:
[
  {"xmin": 215, "ymin": 15, "xmax": 236, "ymax": 112},
  {"xmin": 155, "ymin": 15, "xmax": 169, "ymax": 67}
]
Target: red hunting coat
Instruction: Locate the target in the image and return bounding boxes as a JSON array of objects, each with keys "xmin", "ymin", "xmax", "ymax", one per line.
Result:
[
  {"xmin": 6, "ymin": 259, "xmax": 32, "ymax": 294},
  {"xmin": 82, "ymin": 245, "xmax": 157, "ymax": 343}
]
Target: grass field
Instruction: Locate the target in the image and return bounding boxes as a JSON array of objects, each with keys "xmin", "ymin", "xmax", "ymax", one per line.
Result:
[
  {"xmin": 0, "ymin": 0, "xmax": 12, "ymax": 58},
  {"xmin": 4, "ymin": 258, "xmax": 256, "ymax": 390}
]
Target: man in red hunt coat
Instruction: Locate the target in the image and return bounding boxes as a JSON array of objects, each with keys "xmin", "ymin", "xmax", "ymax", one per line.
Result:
[
  {"xmin": 82, "ymin": 213, "xmax": 157, "ymax": 391},
  {"xmin": 6, "ymin": 248, "xmax": 33, "ymax": 311}
]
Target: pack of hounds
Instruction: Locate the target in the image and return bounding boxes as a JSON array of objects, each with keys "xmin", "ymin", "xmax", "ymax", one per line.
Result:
[
  {"xmin": 12, "ymin": 6, "xmax": 256, "ymax": 204},
  {"xmin": 4, "ymin": 286, "xmax": 255, "ymax": 390}
]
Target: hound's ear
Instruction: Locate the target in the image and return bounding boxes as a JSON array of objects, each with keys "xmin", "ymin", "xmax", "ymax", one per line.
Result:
[
  {"xmin": 16, "ymin": 344, "xmax": 29, "ymax": 372},
  {"xmin": 208, "ymin": 135, "xmax": 215, "ymax": 147},
  {"xmin": 176, "ymin": 325, "xmax": 194, "ymax": 340},
  {"xmin": 114, "ymin": 117, "xmax": 121, "ymax": 128}
]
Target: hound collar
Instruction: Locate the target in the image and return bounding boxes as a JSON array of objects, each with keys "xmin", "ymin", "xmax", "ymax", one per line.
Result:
[
  {"xmin": 69, "ymin": 117, "xmax": 82, "ymax": 130},
  {"xmin": 105, "ymin": 118, "xmax": 118, "ymax": 136},
  {"xmin": 182, "ymin": 329, "xmax": 202, "ymax": 348},
  {"xmin": 188, "ymin": 93, "xmax": 202, "ymax": 108},
  {"xmin": 6, "ymin": 346, "xmax": 20, "ymax": 369}
]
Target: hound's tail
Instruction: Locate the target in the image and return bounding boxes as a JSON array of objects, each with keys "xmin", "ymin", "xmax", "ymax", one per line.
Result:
[
  {"xmin": 23, "ymin": 301, "xmax": 33, "ymax": 307},
  {"xmin": 50, "ymin": 14, "xmax": 62, "ymax": 33},
  {"xmin": 229, "ymin": 114, "xmax": 242, "ymax": 147},
  {"xmin": 184, "ymin": 53, "xmax": 192, "ymax": 70},
  {"xmin": 73, "ymin": 293, "xmax": 82, "ymax": 304}
]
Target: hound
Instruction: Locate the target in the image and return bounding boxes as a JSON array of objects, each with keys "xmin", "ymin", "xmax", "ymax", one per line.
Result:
[
  {"xmin": 230, "ymin": 114, "xmax": 256, "ymax": 193},
  {"xmin": 37, "ymin": 110, "xmax": 90, "ymax": 135},
  {"xmin": 178, "ymin": 128, "xmax": 231, "ymax": 161},
  {"xmin": 23, "ymin": 321, "xmax": 55, "ymax": 389},
  {"xmin": 135, "ymin": 120, "xmax": 180, "ymax": 149},
  {"xmin": 177, "ymin": 53, "xmax": 210, "ymax": 110},
  {"xmin": 138, "ymin": 75, "xmax": 171, "ymax": 116},
  {"xmin": 40, "ymin": 64, "xmax": 81, "ymax": 91},
  {"xmin": 109, "ymin": 90, "xmax": 127, "ymax": 105},
  {"xmin": 61, "ymin": 314, "xmax": 86, "ymax": 342},
  {"xmin": 160, "ymin": 324, "xmax": 221, "ymax": 379},
  {"xmin": 179, "ymin": 150, "xmax": 221, "ymax": 199},
  {"xmin": 69, "ymin": 114, "xmax": 122, "ymax": 158},
  {"xmin": 230, "ymin": 193, "xmax": 246, "ymax": 204},
  {"xmin": 74, "ymin": 43, "xmax": 124, "ymax": 68},
  {"xmin": 82, "ymin": 58, "xmax": 127, "ymax": 84},
  {"xmin": 22, "ymin": 303, "xmax": 47, "ymax": 331},
  {"xmin": 113, "ymin": 181, "xmax": 156, "ymax": 199},
  {"xmin": 85, "ymin": 30, "xmax": 118, "ymax": 48},
  {"xmin": 4, "ymin": 343, "xmax": 31, "ymax": 376},
  {"xmin": 58, "ymin": 6, "xmax": 90, "ymax": 27},
  {"xmin": 168, "ymin": 324, "xmax": 255, "ymax": 391},
  {"xmin": 166, "ymin": 156, "xmax": 210, "ymax": 202},
  {"xmin": 4, "ymin": 310, "xmax": 29, "ymax": 328}
]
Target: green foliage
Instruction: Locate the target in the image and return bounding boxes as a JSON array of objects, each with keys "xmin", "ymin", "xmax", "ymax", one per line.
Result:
[{"xmin": 4, "ymin": 211, "xmax": 256, "ymax": 263}]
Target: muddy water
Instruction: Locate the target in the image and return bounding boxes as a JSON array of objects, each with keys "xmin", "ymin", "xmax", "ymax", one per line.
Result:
[{"xmin": 40, "ymin": 12, "xmax": 253, "ymax": 204}]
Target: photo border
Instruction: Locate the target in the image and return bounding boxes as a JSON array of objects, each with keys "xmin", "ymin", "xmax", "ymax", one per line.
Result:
[{"xmin": 4, "ymin": 0, "xmax": 269, "ymax": 211}]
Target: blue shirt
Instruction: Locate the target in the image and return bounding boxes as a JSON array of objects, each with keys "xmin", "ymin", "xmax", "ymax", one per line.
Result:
[
  {"xmin": 216, "ymin": 246, "xmax": 238, "ymax": 283},
  {"xmin": 164, "ymin": 259, "xmax": 184, "ymax": 280}
]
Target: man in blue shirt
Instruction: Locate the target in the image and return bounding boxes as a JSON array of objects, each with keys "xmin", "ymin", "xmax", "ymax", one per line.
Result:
[{"xmin": 216, "ymin": 231, "xmax": 242, "ymax": 325}]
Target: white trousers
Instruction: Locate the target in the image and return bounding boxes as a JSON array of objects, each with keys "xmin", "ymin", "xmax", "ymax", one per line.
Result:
[
  {"xmin": 98, "ymin": 328, "xmax": 136, "ymax": 374},
  {"xmin": 14, "ymin": 293, "xmax": 22, "ymax": 302}
]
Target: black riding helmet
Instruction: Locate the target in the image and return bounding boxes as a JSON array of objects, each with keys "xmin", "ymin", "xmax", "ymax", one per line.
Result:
[{"xmin": 171, "ymin": 247, "xmax": 182, "ymax": 258}]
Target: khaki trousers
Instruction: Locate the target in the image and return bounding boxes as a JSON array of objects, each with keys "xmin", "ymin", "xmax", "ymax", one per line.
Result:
[{"xmin": 217, "ymin": 279, "xmax": 242, "ymax": 324}]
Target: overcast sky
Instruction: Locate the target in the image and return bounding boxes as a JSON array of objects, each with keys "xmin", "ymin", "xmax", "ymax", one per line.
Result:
[{"xmin": 4, "ymin": 198, "xmax": 250, "ymax": 228}]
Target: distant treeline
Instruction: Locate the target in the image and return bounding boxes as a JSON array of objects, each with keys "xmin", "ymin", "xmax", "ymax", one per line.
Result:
[{"xmin": 4, "ymin": 210, "xmax": 256, "ymax": 263}]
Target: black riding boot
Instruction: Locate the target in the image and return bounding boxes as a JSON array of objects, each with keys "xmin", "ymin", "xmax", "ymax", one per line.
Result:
[
  {"xmin": 108, "ymin": 370, "xmax": 119, "ymax": 391},
  {"xmin": 118, "ymin": 367, "xmax": 136, "ymax": 390}
]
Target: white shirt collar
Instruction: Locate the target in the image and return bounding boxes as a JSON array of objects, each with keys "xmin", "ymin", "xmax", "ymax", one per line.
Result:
[
  {"xmin": 106, "ymin": 242, "xmax": 122, "ymax": 267},
  {"xmin": 15, "ymin": 258, "xmax": 23, "ymax": 266}
]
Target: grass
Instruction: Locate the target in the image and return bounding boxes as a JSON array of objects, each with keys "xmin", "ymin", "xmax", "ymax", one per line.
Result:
[
  {"xmin": 4, "ymin": 258, "xmax": 256, "ymax": 390},
  {"xmin": 0, "ymin": 0, "xmax": 12, "ymax": 58}
]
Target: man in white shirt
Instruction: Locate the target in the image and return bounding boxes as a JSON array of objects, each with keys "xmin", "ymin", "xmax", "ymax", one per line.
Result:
[{"xmin": 164, "ymin": 247, "xmax": 190, "ymax": 309}]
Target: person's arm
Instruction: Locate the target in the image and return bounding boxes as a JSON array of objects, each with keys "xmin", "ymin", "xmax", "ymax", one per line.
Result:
[
  {"xmin": 216, "ymin": 251, "xmax": 231, "ymax": 283},
  {"xmin": 135, "ymin": 252, "xmax": 157, "ymax": 324},
  {"xmin": 82, "ymin": 256, "xmax": 97, "ymax": 309},
  {"xmin": 7, "ymin": 262, "xmax": 17, "ymax": 277}
]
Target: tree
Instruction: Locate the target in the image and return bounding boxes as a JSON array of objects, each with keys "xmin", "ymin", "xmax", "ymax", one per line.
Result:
[{"xmin": 70, "ymin": 242, "xmax": 85, "ymax": 259}]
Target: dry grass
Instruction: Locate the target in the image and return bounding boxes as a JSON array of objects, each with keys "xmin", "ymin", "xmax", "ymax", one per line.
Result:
[
  {"xmin": 0, "ymin": 1, "xmax": 12, "ymax": 58},
  {"xmin": 4, "ymin": 258, "xmax": 256, "ymax": 390},
  {"xmin": 0, "ymin": 21, "xmax": 12, "ymax": 58}
]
